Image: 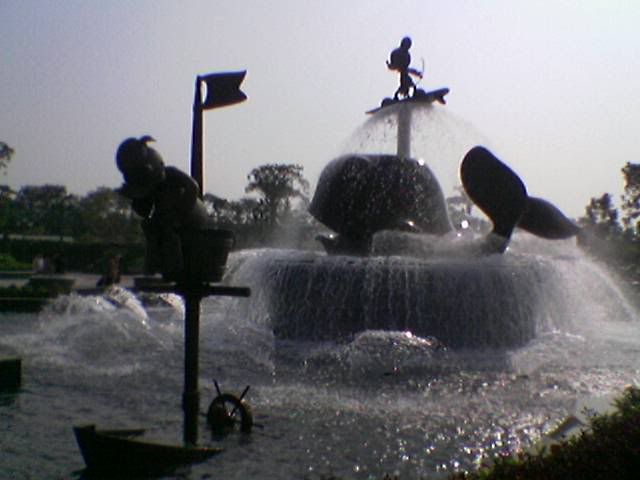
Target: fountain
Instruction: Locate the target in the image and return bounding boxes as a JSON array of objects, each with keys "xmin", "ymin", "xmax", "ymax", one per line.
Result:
[
  {"xmin": 227, "ymin": 56, "xmax": 579, "ymax": 349},
  {"xmin": 2, "ymin": 45, "xmax": 638, "ymax": 480}
]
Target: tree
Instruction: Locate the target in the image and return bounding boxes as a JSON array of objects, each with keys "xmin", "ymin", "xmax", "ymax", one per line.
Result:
[
  {"xmin": 0, "ymin": 185, "xmax": 16, "ymax": 233},
  {"xmin": 245, "ymin": 164, "xmax": 309, "ymax": 226},
  {"xmin": 0, "ymin": 142, "xmax": 14, "ymax": 173},
  {"xmin": 581, "ymin": 193, "xmax": 620, "ymax": 239},
  {"xmin": 8, "ymin": 185, "xmax": 79, "ymax": 236},
  {"xmin": 204, "ymin": 194, "xmax": 263, "ymax": 226},
  {"xmin": 78, "ymin": 187, "xmax": 142, "ymax": 243},
  {"xmin": 446, "ymin": 185, "xmax": 490, "ymax": 234},
  {"xmin": 203, "ymin": 193, "xmax": 229, "ymax": 220},
  {"xmin": 620, "ymin": 162, "xmax": 640, "ymax": 237}
]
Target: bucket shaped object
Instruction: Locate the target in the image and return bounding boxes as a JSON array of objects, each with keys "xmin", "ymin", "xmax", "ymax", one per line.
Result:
[{"xmin": 164, "ymin": 228, "xmax": 234, "ymax": 284}]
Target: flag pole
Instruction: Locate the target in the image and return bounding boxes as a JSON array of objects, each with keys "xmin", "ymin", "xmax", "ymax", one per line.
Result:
[
  {"xmin": 190, "ymin": 70, "xmax": 247, "ymax": 196},
  {"xmin": 190, "ymin": 76, "xmax": 204, "ymax": 195},
  {"xmin": 183, "ymin": 71, "xmax": 247, "ymax": 446},
  {"xmin": 183, "ymin": 76, "xmax": 205, "ymax": 446}
]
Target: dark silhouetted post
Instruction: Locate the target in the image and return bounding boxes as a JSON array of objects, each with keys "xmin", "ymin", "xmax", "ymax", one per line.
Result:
[
  {"xmin": 182, "ymin": 291, "xmax": 201, "ymax": 445},
  {"xmin": 191, "ymin": 78, "xmax": 205, "ymax": 196},
  {"xmin": 190, "ymin": 71, "xmax": 247, "ymax": 196},
  {"xmin": 183, "ymin": 71, "xmax": 247, "ymax": 446}
]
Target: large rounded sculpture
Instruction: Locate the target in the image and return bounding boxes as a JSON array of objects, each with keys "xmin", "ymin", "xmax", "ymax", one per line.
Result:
[
  {"xmin": 309, "ymin": 146, "xmax": 580, "ymax": 256},
  {"xmin": 309, "ymin": 154, "xmax": 452, "ymax": 255}
]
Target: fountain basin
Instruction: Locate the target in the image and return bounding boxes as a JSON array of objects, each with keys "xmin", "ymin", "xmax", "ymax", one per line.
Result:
[{"xmin": 235, "ymin": 249, "xmax": 562, "ymax": 349}]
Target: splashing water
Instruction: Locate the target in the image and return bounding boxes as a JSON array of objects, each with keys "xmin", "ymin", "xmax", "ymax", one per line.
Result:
[
  {"xmin": 226, "ymin": 234, "xmax": 636, "ymax": 348},
  {"xmin": 1, "ymin": 237, "xmax": 638, "ymax": 479},
  {"xmin": 341, "ymin": 104, "xmax": 491, "ymax": 197}
]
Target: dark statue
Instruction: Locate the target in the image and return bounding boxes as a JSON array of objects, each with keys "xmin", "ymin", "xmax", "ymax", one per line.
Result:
[
  {"xmin": 387, "ymin": 36, "xmax": 423, "ymax": 100},
  {"xmin": 309, "ymin": 154, "xmax": 452, "ymax": 255},
  {"xmin": 115, "ymin": 136, "xmax": 209, "ymax": 278},
  {"xmin": 309, "ymin": 147, "xmax": 580, "ymax": 256},
  {"xmin": 318, "ymin": 38, "xmax": 579, "ymax": 255},
  {"xmin": 460, "ymin": 146, "xmax": 581, "ymax": 242}
]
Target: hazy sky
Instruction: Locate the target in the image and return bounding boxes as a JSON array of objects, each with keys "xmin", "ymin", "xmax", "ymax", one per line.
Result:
[{"xmin": 3, "ymin": 1, "xmax": 640, "ymax": 218}]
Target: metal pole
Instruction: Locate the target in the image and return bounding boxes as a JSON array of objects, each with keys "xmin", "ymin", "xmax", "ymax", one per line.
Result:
[
  {"xmin": 183, "ymin": 292, "xmax": 201, "ymax": 445},
  {"xmin": 190, "ymin": 77, "xmax": 204, "ymax": 196},
  {"xmin": 396, "ymin": 104, "xmax": 412, "ymax": 159},
  {"xmin": 180, "ymin": 70, "xmax": 247, "ymax": 446}
]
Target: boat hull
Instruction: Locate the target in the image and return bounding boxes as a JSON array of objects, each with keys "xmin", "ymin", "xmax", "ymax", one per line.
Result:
[{"xmin": 73, "ymin": 425, "xmax": 222, "ymax": 475}]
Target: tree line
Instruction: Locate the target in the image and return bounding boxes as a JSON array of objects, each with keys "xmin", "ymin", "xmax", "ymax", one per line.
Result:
[
  {"xmin": 580, "ymin": 162, "xmax": 640, "ymax": 240},
  {"xmin": 0, "ymin": 162, "xmax": 315, "ymax": 249},
  {"xmin": 0, "ymin": 140, "xmax": 638, "ymax": 281},
  {"xmin": 1, "ymin": 160, "xmax": 638, "ymax": 250},
  {"xmin": 575, "ymin": 162, "xmax": 640, "ymax": 295}
]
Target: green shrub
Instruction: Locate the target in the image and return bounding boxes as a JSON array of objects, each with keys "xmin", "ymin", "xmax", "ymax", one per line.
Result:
[
  {"xmin": 451, "ymin": 386, "xmax": 640, "ymax": 480},
  {"xmin": 0, "ymin": 253, "xmax": 30, "ymax": 271}
]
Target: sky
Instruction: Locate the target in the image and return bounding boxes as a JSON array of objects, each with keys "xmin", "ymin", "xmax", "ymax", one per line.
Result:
[{"xmin": 2, "ymin": 0, "xmax": 640, "ymax": 219}]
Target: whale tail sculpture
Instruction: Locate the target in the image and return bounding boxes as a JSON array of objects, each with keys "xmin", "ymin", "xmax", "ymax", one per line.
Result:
[
  {"xmin": 309, "ymin": 146, "xmax": 580, "ymax": 256},
  {"xmin": 461, "ymin": 146, "xmax": 580, "ymax": 252}
]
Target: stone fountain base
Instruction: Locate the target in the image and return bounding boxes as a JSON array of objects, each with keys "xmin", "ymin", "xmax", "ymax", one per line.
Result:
[{"xmin": 243, "ymin": 251, "xmax": 564, "ymax": 349}]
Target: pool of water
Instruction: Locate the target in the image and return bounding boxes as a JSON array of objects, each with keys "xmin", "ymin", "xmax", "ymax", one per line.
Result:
[{"xmin": 1, "ymin": 244, "xmax": 638, "ymax": 479}]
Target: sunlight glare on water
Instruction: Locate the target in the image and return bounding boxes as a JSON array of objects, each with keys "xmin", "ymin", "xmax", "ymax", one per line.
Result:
[{"xmin": 1, "ymin": 236, "xmax": 639, "ymax": 479}]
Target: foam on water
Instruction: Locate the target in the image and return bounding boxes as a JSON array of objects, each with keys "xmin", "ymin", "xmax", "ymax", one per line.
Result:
[{"xmin": 1, "ymin": 239, "xmax": 638, "ymax": 479}]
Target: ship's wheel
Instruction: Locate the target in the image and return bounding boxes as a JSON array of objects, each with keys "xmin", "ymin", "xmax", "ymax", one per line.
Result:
[{"xmin": 206, "ymin": 382, "xmax": 253, "ymax": 435}]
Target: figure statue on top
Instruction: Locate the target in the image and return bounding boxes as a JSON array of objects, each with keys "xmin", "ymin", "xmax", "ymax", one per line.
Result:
[
  {"xmin": 387, "ymin": 36, "xmax": 423, "ymax": 100},
  {"xmin": 115, "ymin": 136, "xmax": 209, "ymax": 279}
]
